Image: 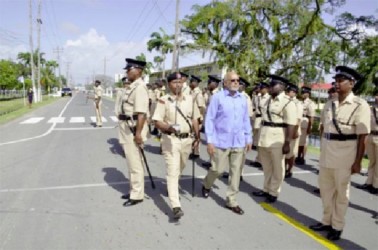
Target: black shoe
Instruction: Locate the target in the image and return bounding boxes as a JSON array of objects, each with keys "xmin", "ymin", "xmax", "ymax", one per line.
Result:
[
  {"xmin": 369, "ymin": 187, "xmax": 378, "ymax": 194},
  {"xmin": 222, "ymin": 172, "xmax": 229, "ymax": 178},
  {"xmin": 265, "ymin": 194, "xmax": 277, "ymax": 203},
  {"xmin": 173, "ymin": 207, "xmax": 184, "ymax": 219},
  {"xmin": 121, "ymin": 194, "xmax": 130, "ymax": 199},
  {"xmin": 309, "ymin": 223, "xmax": 332, "ymax": 231},
  {"xmin": 252, "ymin": 190, "xmax": 268, "ymax": 197},
  {"xmin": 189, "ymin": 153, "xmax": 200, "ymax": 160},
  {"xmin": 240, "ymin": 175, "xmax": 243, "ymax": 182},
  {"xmin": 251, "ymin": 145, "xmax": 257, "ymax": 150},
  {"xmin": 295, "ymin": 157, "xmax": 301, "ymax": 164},
  {"xmin": 313, "ymin": 188, "xmax": 320, "ymax": 194},
  {"xmin": 327, "ymin": 228, "xmax": 342, "ymax": 241},
  {"xmin": 356, "ymin": 183, "xmax": 373, "ymax": 190},
  {"xmin": 285, "ymin": 172, "xmax": 292, "ymax": 179},
  {"xmin": 123, "ymin": 199, "xmax": 143, "ymax": 207},
  {"xmin": 226, "ymin": 205, "xmax": 244, "ymax": 215},
  {"xmin": 253, "ymin": 162, "xmax": 262, "ymax": 168},
  {"xmin": 202, "ymin": 162, "xmax": 212, "ymax": 168},
  {"xmin": 202, "ymin": 186, "xmax": 210, "ymax": 198}
]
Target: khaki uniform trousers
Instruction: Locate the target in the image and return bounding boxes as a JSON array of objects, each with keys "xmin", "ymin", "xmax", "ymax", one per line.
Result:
[
  {"xmin": 299, "ymin": 128, "xmax": 308, "ymax": 146},
  {"xmin": 121, "ymin": 126, "xmax": 145, "ymax": 200},
  {"xmin": 319, "ymin": 167, "xmax": 351, "ymax": 230},
  {"xmin": 203, "ymin": 147, "xmax": 244, "ymax": 207},
  {"xmin": 366, "ymin": 135, "xmax": 378, "ymax": 188},
  {"xmin": 94, "ymin": 99, "xmax": 103, "ymax": 126},
  {"xmin": 285, "ymin": 138, "xmax": 299, "ymax": 159},
  {"xmin": 259, "ymin": 146, "xmax": 285, "ymax": 197},
  {"xmin": 161, "ymin": 136, "xmax": 193, "ymax": 208}
]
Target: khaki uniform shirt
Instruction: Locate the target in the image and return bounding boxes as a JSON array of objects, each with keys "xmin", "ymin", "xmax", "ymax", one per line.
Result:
[
  {"xmin": 148, "ymin": 89, "xmax": 156, "ymax": 103},
  {"xmin": 370, "ymin": 105, "xmax": 378, "ymax": 145},
  {"xmin": 301, "ymin": 97, "xmax": 316, "ymax": 129},
  {"xmin": 258, "ymin": 92, "xmax": 297, "ymax": 148},
  {"xmin": 190, "ymin": 87, "xmax": 206, "ymax": 109},
  {"xmin": 319, "ymin": 92, "xmax": 370, "ymax": 169},
  {"xmin": 118, "ymin": 77, "xmax": 149, "ymax": 144},
  {"xmin": 241, "ymin": 91, "xmax": 253, "ymax": 117},
  {"xmin": 152, "ymin": 94, "xmax": 201, "ymax": 135},
  {"xmin": 182, "ymin": 82, "xmax": 191, "ymax": 96},
  {"xmin": 94, "ymin": 85, "xmax": 103, "ymax": 99},
  {"xmin": 292, "ymin": 97, "xmax": 303, "ymax": 136},
  {"xmin": 115, "ymin": 87, "xmax": 125, "ymax": 116},
  {"xmin": 253, "ymin": 93, "xmax": 270, "ymax": 129}
]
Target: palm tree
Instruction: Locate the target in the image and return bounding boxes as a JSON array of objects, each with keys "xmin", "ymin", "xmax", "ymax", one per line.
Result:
[
  {"xmin": 153, "ymin": 56, "xmax": 163, "ymax": 73},
  {"xmin": 41, "ymin": 60, "xmax": 59, "ymax": 93},
  {"xmin": 147, "ymin": 28, "xmax": 174, "ymax": 78},
  {"xmin": 135, "ymin": 53, "xmax": 153, "ymax": 75}
]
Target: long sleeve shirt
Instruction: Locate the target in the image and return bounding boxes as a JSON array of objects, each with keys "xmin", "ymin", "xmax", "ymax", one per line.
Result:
[{"xmin": 205, "ymin": 89, "xmax": 252, "ymax": 149}]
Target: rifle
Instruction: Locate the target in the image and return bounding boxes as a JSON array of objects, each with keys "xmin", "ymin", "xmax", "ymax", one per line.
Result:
[{"xmin": 125, "ymin": 117, "xmax": 156, "ymax": 189}]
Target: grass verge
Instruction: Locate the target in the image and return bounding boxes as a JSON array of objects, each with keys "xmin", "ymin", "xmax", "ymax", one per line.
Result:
[{"xmin": 0, "ymin": 96, "xmax": 60, "ymax": 125}]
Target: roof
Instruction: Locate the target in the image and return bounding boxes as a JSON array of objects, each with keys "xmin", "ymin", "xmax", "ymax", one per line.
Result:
[{"xmin": 311, "ymin": 83, "xmax": 333, "ymax": 90}]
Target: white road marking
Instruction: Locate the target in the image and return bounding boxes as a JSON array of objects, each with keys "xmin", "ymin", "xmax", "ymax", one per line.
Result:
[
  {"xmin": 0, "ymin": 95, "xmax": 75, "ymax": 146},
  {"xmin": 109, "ymin": 116, "xmax": 118, "ymax": 122},
  {"xmin": 0, "ymin": 171, "xmax": 313, "ymax": 193},
  {"xmin": 69, "ymin": 117, "xmax": 85, "ymax": 123},
  {"xmin": 90, "ymin": 116, "xmax": 108, "ymax": 122},
  {"xmin": 47, "ymin": 117, "xmax": 65, "ymax": 123},
  {"xmin": 54, "ymin": 126, "xmax": 115, "ymax": 131},
  {"xmin": 20, "ymin": 117, "xmax": 44, "ymax": 124}
]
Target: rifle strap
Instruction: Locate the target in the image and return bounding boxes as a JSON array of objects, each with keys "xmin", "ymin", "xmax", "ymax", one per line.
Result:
[{"xmin": 331, "ymin": 101, "xmax": 344, "ymax": 135}]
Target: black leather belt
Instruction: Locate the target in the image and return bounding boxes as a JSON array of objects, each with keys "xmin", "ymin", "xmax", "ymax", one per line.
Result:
[
  {"xmin": 262, "ymin": 121, "xmax": 287, "ymax": 128},
  {"xmin": 255, "ymin": 114, "xmax": 262, "ymax": 118},
  {"xmin": 164, "ymin": 132, "xmax": 190, "ymax": 139},
  {"xmin": 118, "ymin": 114, "xmax": 138, "ymax": 121},
  {"xmin": 303, "ymin": 115, "xmax": 311, "ymax": 118},
  {"xmin": 323, "ymin": 133, "xmax": 357, "ymax": 141},
  {"xmin": 371, "ymin": 130, "xmax": 378, "ymax": 136}
]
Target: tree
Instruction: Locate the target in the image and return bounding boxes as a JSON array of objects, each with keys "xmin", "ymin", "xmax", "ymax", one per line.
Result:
[
  {"xmin": 41, "ymin": 60, "xmax": 59, "ymax": 93},
  {"xmin": 153, "ymin": 55, "xmax": 164, "ymax": 73},
  {"xmin": 0, "ymin": 60, "xmax": 20, "ymax": 90},
  {"xmin": 135, "ymin": 53, "xmax": 153, "ymax": 75},
  {"xmin": 147, "ymin": 27, "xmax": 174, "ymax": 78},
  {"xmin": 181, "ymin": 0, "xmax": 346, "ymax": 84}
]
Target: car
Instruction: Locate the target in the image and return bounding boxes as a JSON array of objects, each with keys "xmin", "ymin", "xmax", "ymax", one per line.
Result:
[{"xmin": 61, "ymin": 87, "xmax": 72, "ymax": 97}]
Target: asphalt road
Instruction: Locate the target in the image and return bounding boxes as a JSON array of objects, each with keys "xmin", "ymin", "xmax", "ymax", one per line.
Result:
[{"xmin": 0, "ymin": 92, "xmax": 377, "ymax": 250}]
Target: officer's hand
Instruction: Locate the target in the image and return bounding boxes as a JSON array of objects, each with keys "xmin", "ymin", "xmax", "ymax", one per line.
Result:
[
  {"xmin": 167, "ymin": 126, "xmax": 177, "ymax": 134},
  {"xmin": 293, "ymin": 131, "xmax": 299, "ymax": 139},
  {"xmin": 192, "ymin": 139, "xmax": 200, "ymax": 149},
  {"xmin": 351, "ymin": 162, "xmax": 361, "ymax": 174},
  {"xmin": 207, "ymin": 143, "xmax": 215, "ymax": 157},
  {"xmin": 245, "ymin": 143, "xmax": 252, "ymax": 152},
  {"xmin": 134, "ymin": 133, "xmax": 143, "ymax": 146},
  {"xmin": 282, "ymin": 141, "xmax": 290, "ymax": 154}
]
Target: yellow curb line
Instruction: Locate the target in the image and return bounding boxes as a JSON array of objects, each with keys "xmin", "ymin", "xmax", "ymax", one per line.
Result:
[{"xmin": 260, "ymin": 202, "xmax": 341, "ymax": 250}]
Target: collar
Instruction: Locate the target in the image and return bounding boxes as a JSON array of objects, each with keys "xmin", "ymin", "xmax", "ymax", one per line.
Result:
[
  {"xmin": 223, "ymin": 89, "xmax": 241, "ymax": 97},
  {"xmin": 339, "ymin": 92, "xmax": 354, "ymax": 105},
  {"xmin": 169, "ymin": 93, "xmax": 186, "ymax": 101},
  {"xmin": 130, "ymin": 77, "xmax": 142, "ymax": 88},
  {"xmin": 273, "ymin": 91, "xmax": 285, "ymax": 101}
]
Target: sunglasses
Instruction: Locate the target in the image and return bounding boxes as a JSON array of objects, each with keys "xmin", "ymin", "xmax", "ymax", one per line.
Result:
[{"xmin": 230, "ymin": 79, "xmax": 240, "ymax": 83}]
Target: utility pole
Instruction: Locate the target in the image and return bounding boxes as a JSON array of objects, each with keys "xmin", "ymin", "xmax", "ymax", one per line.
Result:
[
  {"xmin": 29, "ymin": 0, "xmax": 36, "ymax": 102},
  {"xmin": 36, "ymin": 0, "xmax": 42, "ymax": 102},
  {"xmin": 53, "ymin": 47, "xmax": 64, "ymax": 90},
  {"xmin": 66, "ymin": 62, "xmax": 71, "ymax": 87},
  {"xmin": 171, "ymin": 0, "xmax": 180, "ymax": 71}
]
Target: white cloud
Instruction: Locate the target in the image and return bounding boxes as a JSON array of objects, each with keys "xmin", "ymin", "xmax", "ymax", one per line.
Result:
[{"xmin": 0, "ymin": 44, "xmax": 28, "ymax": 61}]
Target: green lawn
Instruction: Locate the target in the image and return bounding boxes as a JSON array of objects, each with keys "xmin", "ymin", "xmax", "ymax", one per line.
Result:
[{"xmin": 0, "ymin": 96, "xmax": 60, "ymax": 125}]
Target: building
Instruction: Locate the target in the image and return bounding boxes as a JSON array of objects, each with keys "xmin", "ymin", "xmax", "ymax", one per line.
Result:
[{"xmin": 310, "ymin": 83, "xmax": 333, "ymax": 99}]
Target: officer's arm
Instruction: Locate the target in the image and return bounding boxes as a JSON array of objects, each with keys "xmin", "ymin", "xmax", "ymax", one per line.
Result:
[
  {"xmin": 134, "ymin": 87, "xmax": 149, "ymax": 136},
  {"xmin": 192, "ymin": 104, "xmax": 201, "ymax": 140}
]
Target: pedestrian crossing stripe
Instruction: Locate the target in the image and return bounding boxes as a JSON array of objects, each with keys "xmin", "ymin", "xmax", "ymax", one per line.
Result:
[{"xmin": 20, "ymin": 116, "xmax": 119, "ymax": 125}]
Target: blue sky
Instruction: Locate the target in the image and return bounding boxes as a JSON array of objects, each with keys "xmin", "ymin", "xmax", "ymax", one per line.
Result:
[{"xmin": 0, "ymin": 0, "xmax": 377, "ymax": 84}]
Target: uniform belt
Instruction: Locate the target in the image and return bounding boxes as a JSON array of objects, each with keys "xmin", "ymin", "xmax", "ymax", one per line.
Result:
[
  {"xmin": 255, "ymin": 114, "xmax": 262, "ymax": 118},
  {"xmin": 262, "ymin": 121, "xmax": 287, "ymax": 128},
  {"xmin": 303, "ymin": 115, "xmax": 311, "ymax": 118},
  {"xmin": 164, "ymin": 132, "xmax": 190, "ymax": 139},
  {"xmin": 323, "ymin": 133, "xmax": 357, "ymax": 141},
  {"xmin": 253, "ymin": 109, "xmax": 256, "ymax": 112},
  {"xmin": 118, "ymin": 114, "xmax": 138, "ymax": 121},
  {"xmin": 371, "ymin": 130, "xmax": 378, "ymax": 136}
]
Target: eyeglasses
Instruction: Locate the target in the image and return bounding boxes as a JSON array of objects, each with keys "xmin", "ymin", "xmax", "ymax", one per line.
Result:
[{"xmin": 230, "ymin": 79, "xmax": 240, "ymax": 83}]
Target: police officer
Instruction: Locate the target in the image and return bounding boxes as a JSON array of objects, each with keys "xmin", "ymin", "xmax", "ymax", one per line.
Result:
[
  {"xmin": 189, "ymin": 75, "xmax": 205, "ymax": 159},
  {"xmin": 118, "ymin": 58, "xmax": 150, "ymax": 206},
  {"xmin": 252, "ymin": 75, "xmax": 296, "ymax": 203},
  {"xmin": 115, "ymin": 77, "xmax": 129, "ymax": 117},
  {"xmin": 202, "ymin": 75, "xmax": 221, "ymax": 168},
  {"xmin": 151, "ymin": 79, "xmax": 166, "ymax": 135},
  {"xmin": 180, "ymin": 72, "xmax": 191, "ymax": 96},
  {"xmin": 296, "ymin": 86, "xmax": 316, "ymax": 165},
  {"xmin": 252, "ymin": 82, "xmax": 270, "ymax": 168},
  {"xmin": 310, "ymin": 66, "xmax": 370, "ymax": 241},
  {"xmin": 152, "ymin": 72, "xmax": 200, "ymax": 219},
  {"xmin": 285, "ymin": 83, "xmax": 303, "ymax": 178},
  {"xmin": 93, "ymin": 80, "xmax": 103, "ymax": 127},
  {"xmin": 356, "ymin": 87, "xmax": 378, "ymax": 194}
]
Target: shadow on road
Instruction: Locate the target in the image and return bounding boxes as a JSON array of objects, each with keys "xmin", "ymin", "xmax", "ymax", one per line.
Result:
[{"xmin": 107, "ymin": 138, "xmax": 124, "ymax": 158}]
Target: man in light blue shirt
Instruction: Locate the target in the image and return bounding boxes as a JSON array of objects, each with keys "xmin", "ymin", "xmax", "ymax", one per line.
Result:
[{"xmin": 202, "ymin": 71, "xmax": 252, "ymax": 215}]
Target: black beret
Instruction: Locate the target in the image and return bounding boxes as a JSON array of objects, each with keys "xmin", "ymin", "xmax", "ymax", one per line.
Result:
[
  {"xmin": 259, "ymin": 82, "xmax": 269, "ymax": 89},
  {"xmin": 239, "ymin": 77, "xmax": 250, "ymax": 87},
  {"xmin": 301, "ymin": 86, "xmax": 312, "ymax": 94},
  {"xmin": 333, "ymin": 65, "xmax": 362, "ymax": 81},
  {"xmin": 179, "ymin": 72, "xmax": 189, "ymax": 78},
  {"xmin": 190, "ymin": 75, "xmax": 201, "ymax": 83},
  {"xmin": 167, "ymin": 72, "xmax": 183, "ymax": 82},
  {"xmin": 123, "ymin": 58, "xmax": 146, "ymax": 70},
  {"xmin": 286, "ymin": 83, "xmax": 299, "ymax": 93},
  {"xmin": 208, "ymin": 75, "xmax": 221, "ymax": 84},
  {"xmin": 268, "ymin": 74, "xmax": 289, "ymax": 86}
]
